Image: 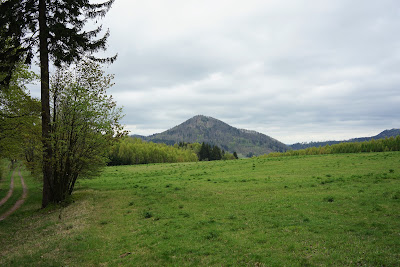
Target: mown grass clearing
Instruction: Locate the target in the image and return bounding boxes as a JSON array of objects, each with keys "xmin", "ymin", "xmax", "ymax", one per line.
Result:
[{"xmin": 1, "ymin": 152, "xmax": 399, "ymax": 266}]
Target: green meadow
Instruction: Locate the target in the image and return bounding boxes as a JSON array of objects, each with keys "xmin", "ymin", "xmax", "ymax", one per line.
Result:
[{"xmin": 1, "ymin": 152, "xmax": 399, "ymax": 266}]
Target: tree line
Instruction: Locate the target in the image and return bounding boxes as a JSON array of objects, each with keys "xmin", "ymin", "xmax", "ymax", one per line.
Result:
[
  {"xmin": 108, "ymin": 139, "xmax": 239, "ymax": 166},
  {"xmin": 262, "ymin": 136, "xmax": 400, "ymax": 158},
  {"xmin": 108, "ymin": 138, "xmax": 198, "ymax": 165},
  {"xmin": 198, "ymin": 142, "xmax": 238, "ymax": 161}
]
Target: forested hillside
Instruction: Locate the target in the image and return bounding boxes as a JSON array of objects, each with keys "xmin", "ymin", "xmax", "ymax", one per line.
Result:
[
  {"xmin": 133, "ymin": 115, "xmax": 289, "ymax": 157},
  {"xmin": 264, "ymin": 136, "xmax": 400, "ymax": 158},
  {"xmin": 290, "ymin": 129, "xmax": 400, "ymax": 150}
]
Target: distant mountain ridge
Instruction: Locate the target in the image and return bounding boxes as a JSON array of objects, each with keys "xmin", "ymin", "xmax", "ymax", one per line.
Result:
[
  {"xmin": 132, "ymin": 115, "xmax": 289, "ymax": 157},
  {"xmin": 290, "ymin": 129, "xmax": 400, "ymax": 150}
]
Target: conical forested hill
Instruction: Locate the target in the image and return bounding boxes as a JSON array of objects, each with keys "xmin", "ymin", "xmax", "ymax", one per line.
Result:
[{"xmin": 137, "ymin": 115, "xmax": 289, "ymax": 157}]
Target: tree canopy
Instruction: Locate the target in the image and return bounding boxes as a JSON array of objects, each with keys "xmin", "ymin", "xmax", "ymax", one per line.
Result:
[
  {"xmin": 0, "ymin": 0, "xmax": 116, "ymax": 84},
  {"xmin": 46, "ymin": 59, "xmax": 124, "ymax": 201},
  {"xmin": 108, "ymin": 137, "xmax": 199, "ymax": 166},
  {"xmin": 0, "ymin": 62, "xmax": 40, "ymax": 163},
  {"xmin": 0, "ymin": 0, "xmax": 116, "ymax": 207}
]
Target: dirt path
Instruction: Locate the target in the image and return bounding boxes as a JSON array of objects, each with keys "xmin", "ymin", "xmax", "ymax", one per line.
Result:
[
  {"xmin": 0, "ymin": 168, "xmax": 28, "ymax": 221},
  {"xmin": 0, "ymin": 168, "xmax": 15, "ymax": 207}
]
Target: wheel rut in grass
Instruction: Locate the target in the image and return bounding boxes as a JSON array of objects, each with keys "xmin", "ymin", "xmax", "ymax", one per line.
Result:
[
  {"xmin": 0, "ymin": 168, "xmax": 15, "ymax": 207},
  {"xmin": 0, "ymin": 168, "xmax": 28, "ymax": 221}
]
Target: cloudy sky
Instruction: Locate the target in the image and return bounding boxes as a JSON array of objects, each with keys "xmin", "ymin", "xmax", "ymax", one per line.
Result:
[{"xmin": 31, "ymin": 0, "xmax": 400, "ymax": 144}]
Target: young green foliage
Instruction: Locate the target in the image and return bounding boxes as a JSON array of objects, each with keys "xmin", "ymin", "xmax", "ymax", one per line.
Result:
[
  {"xmin": 264, "ymin": 136, "xmax": 400, "ymax": 158},
  {"xmin": 47, "ymin": 59, "xmax": 124, "ymax": 201},
  {"xmin": 0, "ymin": 0, "xmax": 116, "ymax": 208},
  {"xmin": 0, "ymin": 62, "xmax": 40, "ymax": 163},
  {"xmin": 108, "ymin": 137, "xmax": 198, "ymax": 165}
]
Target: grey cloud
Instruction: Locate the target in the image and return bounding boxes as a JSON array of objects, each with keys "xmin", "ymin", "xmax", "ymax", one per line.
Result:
[{"xmin": 86, "ymin": 0, "xmax": 400, "ymax": 143}]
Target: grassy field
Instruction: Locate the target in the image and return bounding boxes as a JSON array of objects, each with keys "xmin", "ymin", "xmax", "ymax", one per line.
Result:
[{"xmin": 0, "ymin": 152, "xmax": 399, "ymax": 266}]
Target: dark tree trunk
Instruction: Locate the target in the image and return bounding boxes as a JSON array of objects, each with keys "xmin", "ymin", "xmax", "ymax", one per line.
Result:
[
  {"xmin": 69, "ymin": 173, "xmax": 79, "ymax": 196},
  {"xmin": 39, "ymin": 0, "xmax": 52, "ymax": 208}
]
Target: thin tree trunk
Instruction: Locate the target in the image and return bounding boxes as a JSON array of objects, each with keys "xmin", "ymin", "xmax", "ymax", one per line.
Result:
[
  {"xmin": 69, "ymin": 173, "xmax": 79, "ymax": 195},
  {"xmin": 39, "ymin": 0, "xmax": 52, "ymax": 208}
]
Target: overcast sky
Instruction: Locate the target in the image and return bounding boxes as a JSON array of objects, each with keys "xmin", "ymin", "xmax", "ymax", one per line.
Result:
[{"xmin": 30, "ymin": 0, "xmax": 400, "ymax": 144}]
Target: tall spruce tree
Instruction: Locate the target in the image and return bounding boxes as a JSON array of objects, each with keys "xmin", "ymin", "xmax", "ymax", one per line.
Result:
[{"xmin": 0, "ymin": 0, "xmax": 116, "ymax": 208}]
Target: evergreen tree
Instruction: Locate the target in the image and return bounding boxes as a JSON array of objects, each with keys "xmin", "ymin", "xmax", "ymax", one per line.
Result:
[
  {"xmin": 199, "ymin": 142, "xmax": 210, "ymax": 161},
  {"xmin": 0, "ymin": 0, "xmax": 116, "ymax": 207},
  {"xmin": 211, "ymin": 145, "xmax": 222, "ymax": 160}
]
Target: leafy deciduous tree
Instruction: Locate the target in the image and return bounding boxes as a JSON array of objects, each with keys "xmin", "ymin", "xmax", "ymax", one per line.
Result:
[
  {"xmin": 0, "ymin": 62, "xmax": 40, "ymax": 166},
  {"xmin": 48, "ymin": 59, "xmax": 124, "ymax": 201},
  {"xmin": 0, "ymin": 0, "xmax": 116, "ymax": 207}
]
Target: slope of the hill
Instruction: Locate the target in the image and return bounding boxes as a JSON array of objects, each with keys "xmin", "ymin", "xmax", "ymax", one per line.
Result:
[
  {"xmin": 134, "ymin": 115, "xmax": 289, "ymax": 157},
  {"xmin": 290, "ymin": 128, "xmax": 400, "ymax": 150}
]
